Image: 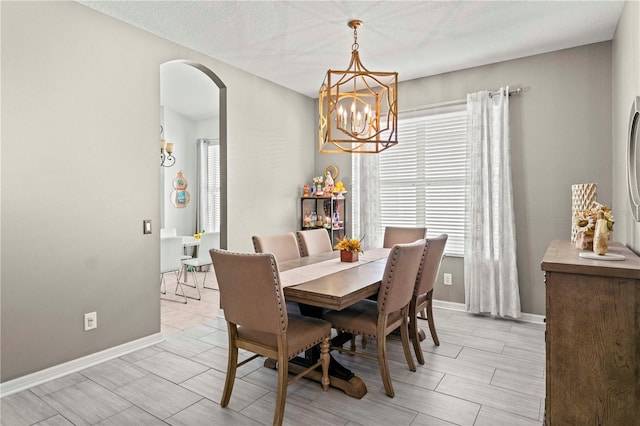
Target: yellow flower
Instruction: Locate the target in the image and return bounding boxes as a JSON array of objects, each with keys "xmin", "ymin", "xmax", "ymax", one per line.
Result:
[{"xmin": 334, "ymin": 237, "xmax": 364, "ymax": 253}]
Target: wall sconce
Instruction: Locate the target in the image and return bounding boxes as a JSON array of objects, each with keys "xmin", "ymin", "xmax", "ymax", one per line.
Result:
[{"xmin": 160, "ymin": 125, "xmax": 175, "ymax": 167}]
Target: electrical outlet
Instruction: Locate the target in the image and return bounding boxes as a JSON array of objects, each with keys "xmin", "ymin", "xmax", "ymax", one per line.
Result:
[
  {"xmin": 443, "ymin": 273, "xmax": 452, "ymax": 286},
  {"xmin": 84, "ymin": 312, "xmax": 97, "ymax": 331}
]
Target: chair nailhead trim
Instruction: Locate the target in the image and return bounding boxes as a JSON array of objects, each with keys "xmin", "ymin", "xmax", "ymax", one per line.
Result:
[
  {"xmin": 290, "ymin": 334, "xmax": 332, "ymax": 359},
  {"xmin": 379, "ymin": 247, "xmax": 399, "ymax": 311},
  {"xmin": 335, "ymin": 327, "xmax": 377, "ymax": 339},
  {"xmin": 269, "ymin": 257, "xmax": 287, "ymax": 332}
]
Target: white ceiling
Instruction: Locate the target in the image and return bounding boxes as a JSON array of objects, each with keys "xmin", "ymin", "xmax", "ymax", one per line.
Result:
[{"xmin": 79, "ymin": 0, "xmax": 624, "ymax": 116}]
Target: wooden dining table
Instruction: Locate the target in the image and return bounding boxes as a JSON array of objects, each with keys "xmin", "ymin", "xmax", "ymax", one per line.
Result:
[{"xmin": 275, "ymin": 248, "xmax": 391, "ymax": 399}]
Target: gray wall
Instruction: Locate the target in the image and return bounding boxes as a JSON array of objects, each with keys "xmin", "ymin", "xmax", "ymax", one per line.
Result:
[
  {"xmin": 1, "ymin": 1, "xmax": 314, "ymax": 382},
  {"xmin": 318, "ymin": 42, "xmax": 613, "ymax": 315},
  {"xmin": 2, "ymin": 0, "xmax": 632, "ymax": 384},
  {"xmin": 613, "ymin": 1, "xmax": 640, "ymax": 252}
]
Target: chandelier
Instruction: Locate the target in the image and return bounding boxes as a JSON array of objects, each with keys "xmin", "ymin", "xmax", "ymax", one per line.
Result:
[
  {"xmin": 319, "ymin": 19, "xmax": 398, "ymax": 153},
  {"xmin": 160, "ymin": 125, "xmax": 175, "ymax": 167}
]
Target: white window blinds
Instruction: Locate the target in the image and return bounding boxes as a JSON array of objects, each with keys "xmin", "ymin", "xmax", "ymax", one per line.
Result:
[
  {"xmin": 378, "ymin": 103, "xmax": 466, "ymax": 256},
  {"xmin": 206, "ymin": 143, "xmax": 220, "ymax": 233}
]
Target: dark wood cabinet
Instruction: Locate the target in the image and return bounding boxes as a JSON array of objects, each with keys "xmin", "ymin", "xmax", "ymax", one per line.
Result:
[{"xmin": 541, "ymin": 240, "xmax": 640, "ymax": 425}]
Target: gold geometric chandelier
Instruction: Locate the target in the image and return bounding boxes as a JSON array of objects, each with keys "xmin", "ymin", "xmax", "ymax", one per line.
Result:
[{"xmin": 319, "ymin": 19, "xmax": 398, "ymax": 153}]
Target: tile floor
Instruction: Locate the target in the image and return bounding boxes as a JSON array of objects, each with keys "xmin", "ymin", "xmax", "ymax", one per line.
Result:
[{"xmin": 2, "ymin": 271, "xmax": 546, "ymax": 425}]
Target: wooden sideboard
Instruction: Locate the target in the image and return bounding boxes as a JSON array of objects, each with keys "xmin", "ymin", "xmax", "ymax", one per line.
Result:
[{"xmin": 541, "ymin": 240, "xmax": 640, "ymax": 425}]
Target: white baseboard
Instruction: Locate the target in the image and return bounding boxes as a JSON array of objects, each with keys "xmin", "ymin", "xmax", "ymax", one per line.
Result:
[
  {"xmin": 0, "ymin": 332, "xmax": 164, "ymax": 398},
  {"xmin": 432, "ymin": 299, "xmax": 546, "ymax": 324},
  {"xmin": 432, "ymin": 299, "xmax": 468, "ymax": 312}
]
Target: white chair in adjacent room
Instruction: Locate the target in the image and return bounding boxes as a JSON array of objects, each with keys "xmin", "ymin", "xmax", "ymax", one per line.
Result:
[
  {"xmin": 160, "ymin": 228, "xmax": 177, "ymax": 238},
  {"xmin": 181, "ymin": 231, "xmax": 218, "ymax": 295},
  {"xmin": 160, "ymin": 236, "xmax": 187, "ymax": 304}
]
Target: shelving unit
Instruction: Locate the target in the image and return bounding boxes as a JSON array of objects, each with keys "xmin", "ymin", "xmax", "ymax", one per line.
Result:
[{"xmin": 300, "ymin": 195, "xmax": 346, "ymax": 246}]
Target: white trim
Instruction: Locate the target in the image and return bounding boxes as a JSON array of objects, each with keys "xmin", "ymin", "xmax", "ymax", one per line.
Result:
[
  {"xmin": 518, "ymin": 312, "xmax": 546, "ymax": 324},
  {"xmin": 0, "ymin": 332, "xmax": 164, "ymax": 398},
  {"xmin": 433, "ymin": 299, "xmax": 546, "ymax": 324},
  {"xmin": 432, "ymin": 299, "xmax": 468, "ymax": 312}
]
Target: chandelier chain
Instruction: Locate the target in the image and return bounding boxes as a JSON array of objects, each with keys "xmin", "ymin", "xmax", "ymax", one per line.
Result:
[{"xmin": 352, "ymin": 26, "xmax": 359, "ymax": 52}]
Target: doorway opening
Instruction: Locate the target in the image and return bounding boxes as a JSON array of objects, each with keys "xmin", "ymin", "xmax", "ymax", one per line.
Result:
[{"xmin": 159, "ymin": 61, "xmax": 227, "ymax": 330}]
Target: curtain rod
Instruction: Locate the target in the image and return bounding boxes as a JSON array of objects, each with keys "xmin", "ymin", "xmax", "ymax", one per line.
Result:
[
  {"xmin": 399, "ymin": 86, "xmax": 522, "ymax": 114},
  {"xmin": 489, "ymin": 87, "xmax": 522, "ymax": 98}
]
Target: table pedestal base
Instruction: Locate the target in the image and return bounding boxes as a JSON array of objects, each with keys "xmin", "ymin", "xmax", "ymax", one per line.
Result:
[
  {"xmin": 263, "ymin": 358, "xmax": 367, "ymax": 399},
  {"xmin": 288, "ymin": 361, "xmax": 367, "ymax": 399}
]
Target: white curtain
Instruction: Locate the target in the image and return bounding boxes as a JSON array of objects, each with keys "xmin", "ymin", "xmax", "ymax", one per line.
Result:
[
  {"xmin": 195, "ymin": 139, "xmax": 209, "ymax": 234},
  {"xmin": 351, "ymin": 154, "xmax": 383, "ymax": 249},
  {"xmin": 464, "ymin": 87, "xmax": 521, "ymax": 318}
]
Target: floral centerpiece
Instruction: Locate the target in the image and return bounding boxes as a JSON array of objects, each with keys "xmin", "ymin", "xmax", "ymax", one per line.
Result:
[
  {"xmin": 573, "ymin": 203, "xmax": 614, "ymax": 249},
  {"xmin": 334, "ymin": 236, "xmax": 363, "ymax": 262}
]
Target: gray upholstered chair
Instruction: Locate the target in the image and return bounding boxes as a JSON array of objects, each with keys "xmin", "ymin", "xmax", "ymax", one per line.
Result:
[
  {"xmin": 252, "ymin": 232, "xmax": 301, "ymax": 262},
  {"xmin": 410, "ymin": 234, "xmax": 448, "ymax": 364},
  {"xmin": 296, "ymin": 229, "xmax": 333, "ymax": 257},
  {"xmin": 324, "ymin": 240, "xmax": 426, "ymax": 397},
  {"xmin": 253, "ymin": 232, "xmax": 303, "ymax": 315},
  {"xmin": 210, "ymin": 249, "xmax": 331, "ymax": 426},
  {"xmin": 383, "ymin": 226, "xmax": 427, "ymax": 248},
  {"xmin": 357, "ymin": 225, "xmax": 427, "ymax": 349}
]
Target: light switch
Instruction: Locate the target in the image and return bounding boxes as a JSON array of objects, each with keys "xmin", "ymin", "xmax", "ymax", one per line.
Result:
[{"xmin": 143, "ymin": 219, "xmax": 152, "ymax": 234}]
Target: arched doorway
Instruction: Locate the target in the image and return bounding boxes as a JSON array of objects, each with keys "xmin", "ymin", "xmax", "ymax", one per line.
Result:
[{"xmin": 160, "ymin": 61, "xmax": 227, "ymax": 249}]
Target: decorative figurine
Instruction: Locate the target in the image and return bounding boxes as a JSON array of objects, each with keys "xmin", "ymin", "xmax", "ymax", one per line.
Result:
[
  {"xmin": 303, "ymin": 184, "xmax": 311, "ymax": 197},
  {"xmin": 325, "ymin": 169, "xmax": 334, "ymax": 196}
]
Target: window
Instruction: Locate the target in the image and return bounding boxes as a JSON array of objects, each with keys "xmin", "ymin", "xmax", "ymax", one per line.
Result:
[
  {"xmin": 206, "ymin": 142, "xmax": 220, "ymax": 233},
  {"xmin": 376, "ymin": 103, "xmax": 466, "ymax": 256}
]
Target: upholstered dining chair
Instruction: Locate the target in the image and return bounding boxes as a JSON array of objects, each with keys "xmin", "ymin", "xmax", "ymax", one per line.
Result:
[
  {"xmin": 383, "ymin": 226, "xmax": 427, "ymax": 248},
  {"xmin": 252, "ymin": 232, "xmax": 301, "ymax": 262},
  {"xmin": 361, "ymin": 226, "xmax": 427, "ymax": 315},
  {"xmin": 296, "ymin": 229, "xmax": 333, "ymax": 257},
  {"xmin": 210, "ymin": 249, "xmax": 331, "ymax": 426},
  {"xmin": 181, "ymin": 231, "xmax": 218, "ymax": 296},
  {"xmin": 160, "ymin": 236, "xmax": 187, "ymax": 304},
  {"xmin": 410, "ymin": 234, "xmax": 448, "ymax": 364},
  {"xmin": 324, "ymin": 239, "xmax": 426, "ymax": 397},
  {"xmin": 355, "ymin": 225, "xmax": 426, "ymax": 352}
]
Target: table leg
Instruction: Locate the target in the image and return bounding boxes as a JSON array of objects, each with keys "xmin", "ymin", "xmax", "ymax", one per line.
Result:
[{"xmin": 287, "ymin": 303, "xmax": 368, "ymax": 398}]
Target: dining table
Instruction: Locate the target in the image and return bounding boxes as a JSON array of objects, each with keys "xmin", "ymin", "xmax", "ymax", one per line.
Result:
[{"xmin": 274, "ymin": 247, "xmax": 391, "ymax": 399}]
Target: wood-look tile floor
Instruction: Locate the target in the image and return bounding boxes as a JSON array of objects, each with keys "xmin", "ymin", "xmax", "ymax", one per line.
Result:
[{"xmin": 2, "ymin": 271, "xmax": 545, "ymax": 425}]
